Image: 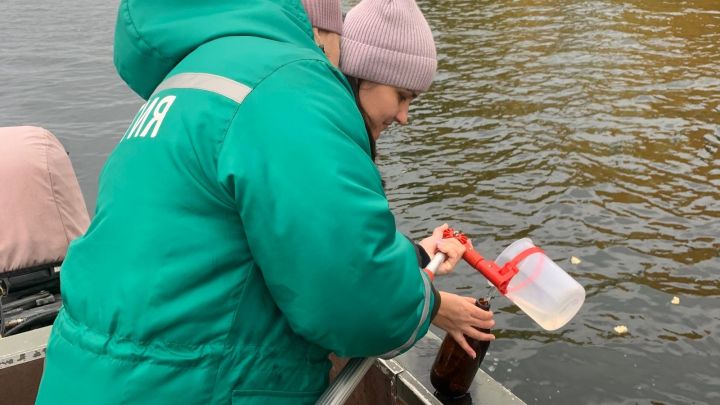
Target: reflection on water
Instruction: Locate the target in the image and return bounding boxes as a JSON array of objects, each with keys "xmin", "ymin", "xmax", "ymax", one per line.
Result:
[
  {"xmin": 381, "ymin": 1, "xmax": 719, "ymax": 404},
  {"xmin": 2, "ymin": 0, "xmax": 719, "ymax": 404}
]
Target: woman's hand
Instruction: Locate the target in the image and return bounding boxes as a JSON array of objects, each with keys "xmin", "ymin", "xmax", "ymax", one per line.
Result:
[
  {"xmin": 432, "ymin": 291, "xmax": 495, "ymax": 358},
  {"xmin": 419, "ymin": 224, "xmax": 467, "ymax": 275}
]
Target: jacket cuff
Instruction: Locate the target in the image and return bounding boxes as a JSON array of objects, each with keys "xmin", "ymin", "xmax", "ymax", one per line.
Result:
[
  {"xmin": 410, "ymin": 237, "xmax": 438, "ymax": 319},
  {"xmin": 412, "ymin": 241, "xmax": 431, "ymax": 268},
  {"xmin": 430, "ymin": 283, "xmax": 441, "ymax": 321}
]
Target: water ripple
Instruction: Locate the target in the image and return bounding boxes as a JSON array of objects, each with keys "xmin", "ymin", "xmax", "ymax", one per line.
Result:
[
  {"xmin": 3, "ymin": 0, "xmax": 719, "ymax": 403},
  {"xmin": 390, "ymin": 0, "xmax": 720, "ymax": 403}
]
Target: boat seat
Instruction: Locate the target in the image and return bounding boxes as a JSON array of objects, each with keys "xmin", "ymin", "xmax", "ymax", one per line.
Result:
[{"xmin": 0, "ymin": 126, "xmax": 89, "ymax": 337}]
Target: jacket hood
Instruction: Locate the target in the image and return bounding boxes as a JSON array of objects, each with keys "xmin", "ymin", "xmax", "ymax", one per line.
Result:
[{"xmin": 114, "ymin": 0, "xmax": 318, "ymax": 99}]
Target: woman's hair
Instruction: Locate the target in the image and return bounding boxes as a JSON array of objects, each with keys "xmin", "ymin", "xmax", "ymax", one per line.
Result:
[{"xmin": 347, "ymin": 76, "xmax": 377, "ymax": 161}]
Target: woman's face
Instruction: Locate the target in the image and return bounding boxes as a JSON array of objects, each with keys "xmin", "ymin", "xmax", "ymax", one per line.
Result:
[{"xmin": 358, "ymin": 81, "xmax": 417, "ymax": 141}]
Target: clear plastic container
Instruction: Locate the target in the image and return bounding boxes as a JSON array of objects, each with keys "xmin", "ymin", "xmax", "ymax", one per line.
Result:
[{"xmin": 495, "ymin": 238, "xmax": 585, "ymax": 330}]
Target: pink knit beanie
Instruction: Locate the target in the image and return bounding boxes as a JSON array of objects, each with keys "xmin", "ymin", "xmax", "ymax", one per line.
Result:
[
  {"xmin": 301, "ymin": 0, "xmax": 343, "ymax": 35},
  {"xmin": 340, "ymin": 0, "xmax": 437, "ymax": 93}
]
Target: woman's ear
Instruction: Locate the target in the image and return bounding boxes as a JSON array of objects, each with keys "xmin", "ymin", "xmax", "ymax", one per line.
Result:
[{"xmin": 312, "ymin": 27, "xmax": 340, "ymax": 67}]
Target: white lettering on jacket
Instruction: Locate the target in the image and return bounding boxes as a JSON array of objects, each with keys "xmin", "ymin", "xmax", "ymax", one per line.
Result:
[{"xmin": 121, "ymin": 95, "xmax": 176, "ymax": 141}]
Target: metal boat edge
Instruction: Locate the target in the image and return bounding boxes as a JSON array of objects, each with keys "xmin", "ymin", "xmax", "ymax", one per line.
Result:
[{"xmin": 1, "ymin": 327, "xmax": 525, "ymax": 405}]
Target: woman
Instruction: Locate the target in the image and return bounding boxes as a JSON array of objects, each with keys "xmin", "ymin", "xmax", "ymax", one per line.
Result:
[
  {"xmin": 36, "ymin": 0, "xmax": 484, "ymax": 404},
  {"xmin": 340, "ymin": 0, "xmax": 496, "ymax": 358}
]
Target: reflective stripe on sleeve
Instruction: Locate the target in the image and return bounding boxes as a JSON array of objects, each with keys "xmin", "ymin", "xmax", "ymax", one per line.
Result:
[
  {"xmin": 379, "ymin": 270, "xmax": 432, "ymax": 359},
  {"xmin": 152, "ymin": 73, "xmax": 252, "ymax": 104}
]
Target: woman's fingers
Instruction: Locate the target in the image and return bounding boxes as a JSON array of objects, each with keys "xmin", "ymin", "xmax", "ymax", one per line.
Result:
[
  {"xmin": 438, "ymin": 237, "xmax": 465, "ymax": 259},
  {"xmin": 419, "ymin": 224, "xmax": 450, "ymax": 260},
  {"xmin": 456, "ymin": 303, "xmax": 495, "ymax": 330},
  {"xmin": 435, "ymin": 237, "xmax": 466, "ymax": 275},
  {"xmin": 451, "ymin": 331, "xmax": 477, "ymax": 359},
  {"xmin": 463, "ymin": 326, "xmax": 496, "ymax": 342},
  {"xmin": 424, "ymin": 227, "xmax": 478, "ymax": 277},
  {"xmin": 432, "ymin": 223, "xmax": 449, "ymax": 239},
  {"xmin": 463, "ymin": 316, "xmax": 495, "ymax": 331},
  {"xmin": 469, "ymin": 307, "xmax": 494, "ymax": 321}
]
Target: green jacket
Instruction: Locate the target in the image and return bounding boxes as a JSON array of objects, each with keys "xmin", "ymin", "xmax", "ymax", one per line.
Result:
[{"xmin": 36, "ymin": 1, "xmax": 436, "ymax": 404}]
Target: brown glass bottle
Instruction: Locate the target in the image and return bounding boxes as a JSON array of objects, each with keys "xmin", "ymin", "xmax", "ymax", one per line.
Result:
[{"xmin": 430, "ymin": 298, "xmax": 491, "ymax": 398}]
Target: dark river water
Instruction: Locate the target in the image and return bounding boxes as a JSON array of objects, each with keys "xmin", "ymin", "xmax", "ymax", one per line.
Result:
[{"xmin": 2, "ymin": 1, "xmax": 718, "ymax": 404}]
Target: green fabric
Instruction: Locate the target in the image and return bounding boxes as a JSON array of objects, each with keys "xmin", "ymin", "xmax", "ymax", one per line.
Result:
[{"xmin": 36, "ymin": 1, "xmax": 434, "ymax": 404}]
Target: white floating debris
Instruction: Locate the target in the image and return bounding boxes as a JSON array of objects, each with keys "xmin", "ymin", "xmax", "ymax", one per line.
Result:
[
  {"xmin": 614, "ymin": 325, "xmax": 628, "ymax": 334},
  {"xmin": 570, "ymin": 256, "xmax": 582, "ymax": 265},
  {"xmin": 671, "ymin": 296, "xmax": 680, "ymax": 305}
]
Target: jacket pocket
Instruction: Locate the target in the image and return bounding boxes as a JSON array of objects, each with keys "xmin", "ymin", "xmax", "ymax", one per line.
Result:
[{"xmin": 231, "ymin": 389, "xmax": 322, "ymax": 405}]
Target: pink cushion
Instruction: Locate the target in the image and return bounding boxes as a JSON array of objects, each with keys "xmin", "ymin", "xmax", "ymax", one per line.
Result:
[{"xmin": 0, "ymin": 126, "xmax": 89, "ymax": 273}]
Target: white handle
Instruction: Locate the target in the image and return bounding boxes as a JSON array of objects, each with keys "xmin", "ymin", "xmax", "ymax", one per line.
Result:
[{"xmin": 424, "ymin": 252, "xmax": 447, "ymax": 276}]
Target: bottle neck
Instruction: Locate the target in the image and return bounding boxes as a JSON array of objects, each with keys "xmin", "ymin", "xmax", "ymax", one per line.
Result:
[{"xmin": 475, "ymin": 298, "xmax": 490, "ymax": 311}]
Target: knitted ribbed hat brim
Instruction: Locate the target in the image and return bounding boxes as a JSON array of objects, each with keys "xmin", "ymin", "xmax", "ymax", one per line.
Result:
[
  {"xmin": 301, "ymin": 0, "xmax": 343, "ymax": 34},
  {"xmin": 340, "ymin": 37, "xmax": 437, "ymax": 92},
  {"xmin": 339, "ymin": 0, "xmax": 437, "ymax": 93}
]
